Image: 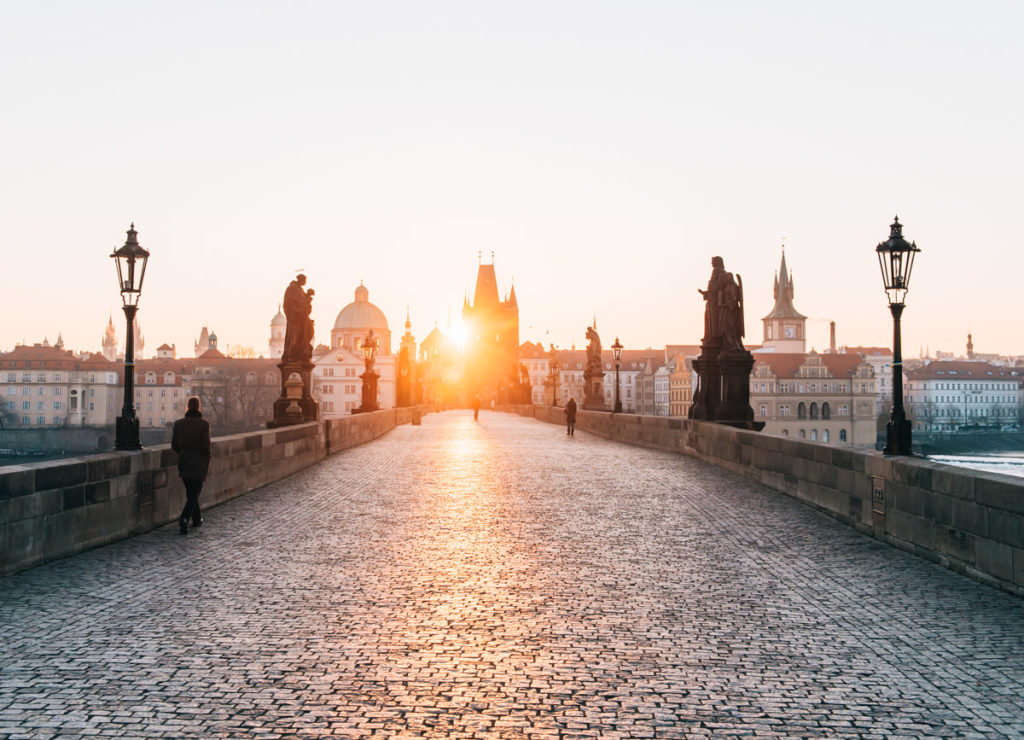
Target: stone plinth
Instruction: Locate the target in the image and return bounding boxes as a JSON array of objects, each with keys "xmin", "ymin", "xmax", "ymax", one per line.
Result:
[{"xmin": 269, "ymin": 360, "xmax": 318, "ymax": 428}]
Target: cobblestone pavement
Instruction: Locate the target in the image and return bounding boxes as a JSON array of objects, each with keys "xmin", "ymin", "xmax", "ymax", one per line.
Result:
[{"xmin": 2, "ymin": 412, "xmax": 1023, "ymax": 738}]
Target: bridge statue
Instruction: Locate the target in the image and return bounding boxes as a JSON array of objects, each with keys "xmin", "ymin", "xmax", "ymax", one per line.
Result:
[
  {"xmin": 269, "ymin": 273, "xmax": 319, "ymax": 427},
  {"xmin": 582, "ymin": 324, "xmax": 607, "ymax": 411},
  {"xmin": 690, "ymin": 256, "xmax": 762, "ymax": 430}
]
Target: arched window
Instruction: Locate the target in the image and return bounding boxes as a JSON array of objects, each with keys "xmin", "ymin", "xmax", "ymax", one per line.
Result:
[
  {"xmin": 798, "ymin": 402, "xmax": 807, "ymax": 419},
  {"xmin": 839, "ymin": 429, "xmax": 847, "ymax": 442},
  {"xmin": 799, "ymin": 429, "xmax": 806, "ymax": 439},
  {"xmin": 823, "ymin": 429, "xmax": 830, "ymax": 442},
  {"xmin": 782, "ymin": 429, "xmax": 789, "ymax": 437},
  {"xmin": 810, "ymin": 429, "xmax": 818, "ymax": 441},
  {"xmin": 822, "ymin": 402, "xmax": 831, "ymax": 419}
]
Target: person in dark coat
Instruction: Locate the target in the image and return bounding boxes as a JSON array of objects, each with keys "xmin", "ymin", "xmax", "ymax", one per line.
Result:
[
  {"xmin": 472, "ymin": 396, "xmax": 481, "ymax": 421},
  {"xmin": 564, "ymin": 397, "xmax": 577, "ymax": 436},
  {"xmin": 172, "ymin": 396, "xmax": 211, "ymax": 535}
]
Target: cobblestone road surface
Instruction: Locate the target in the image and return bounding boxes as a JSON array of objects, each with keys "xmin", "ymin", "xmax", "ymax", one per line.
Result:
[{"xmin": 2, "ymin": 411, "xmax": 1023, "ymax": 738}]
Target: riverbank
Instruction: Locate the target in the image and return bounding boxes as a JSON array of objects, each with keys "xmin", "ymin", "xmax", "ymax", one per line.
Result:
[{"xmin": 916, "ymin": 432, "xmax": 1024, "ymax": 456}]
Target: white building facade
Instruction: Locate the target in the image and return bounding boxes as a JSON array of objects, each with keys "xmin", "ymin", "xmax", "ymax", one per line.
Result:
[
  {"xmin": 313, "ymin": 284, "xmax": 396, "ymax": 416},
  {"xmin": 905, "ymin": 361, "xmax": 1021, "ymax": 433}
]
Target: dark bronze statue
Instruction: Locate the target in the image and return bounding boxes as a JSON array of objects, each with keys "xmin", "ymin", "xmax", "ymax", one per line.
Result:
[
  {"xmin": 282, "ymin": 274, "xmax": 314, "ymax": 363},
  {"xmin": 582, "ymin": 324, "xmax": 607, "ymax": 411},
  {"xmin": 585, "ymin": 325, "xmax": 602, "ymax": 376},
  {"xmin": 690, "ymin": 256, "xmax": 761, "ymax": 430},
  {"xmin": 270, "ymin": 273, "xmax": 319, "ymax": 427}
]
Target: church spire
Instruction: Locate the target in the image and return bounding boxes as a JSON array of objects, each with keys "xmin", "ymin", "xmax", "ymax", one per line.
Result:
[{"xmin": 761, "ymin": 246, "xmax": 807, "ymax": 352}]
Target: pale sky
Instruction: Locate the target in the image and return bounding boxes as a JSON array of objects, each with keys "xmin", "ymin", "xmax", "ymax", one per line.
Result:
[{"xmin": 2, "ymin": 1, "xmax": 1021, "ymax": 358}]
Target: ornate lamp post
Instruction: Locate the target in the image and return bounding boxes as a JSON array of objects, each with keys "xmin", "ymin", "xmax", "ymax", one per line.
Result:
[
  {"xmin": 611, "ymin": 337, "xmax": 623, "ymax": 413},
  {"xmin": 876, "ymin": 216, "xmax": 920, "ymax": 456},
  {"xmin": 110, "ymin": 224, "xmax": 150, "ymax": 450},
  {"xmin": 357, "ymin": 330, "xmax": 379, "ymax": 413},
  {"xmin": 547, "ymin": 346, "xmax": 559, "ymax": 407}
]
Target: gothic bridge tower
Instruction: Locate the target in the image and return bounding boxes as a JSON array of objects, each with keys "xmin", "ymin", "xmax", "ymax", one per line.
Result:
[{"xmin": 462, "ymin": 256, "xmax": 519, "ymax": 401}]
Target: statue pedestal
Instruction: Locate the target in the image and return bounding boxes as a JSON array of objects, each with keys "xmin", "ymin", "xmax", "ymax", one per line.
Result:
[
  {"xmin": 689, "ymin": 340, "xmax": 722, "ymax": 421},
  {"xmin": 582, "ymin": 370, "xmax": 606, "ymax": 411},
  {"xmin": 354, "ymin": 370, "xmax": 379, "ymax": 413},
  {"xmin": 716, "ymin": 350, "xmax": 764, "ymax": 431},
  {"xmin": 268, "ymin": 360, "xmax": 319, "ymax": 428}
]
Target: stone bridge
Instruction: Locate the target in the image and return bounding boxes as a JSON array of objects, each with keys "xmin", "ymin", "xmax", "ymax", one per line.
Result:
[{"xmin": 1, "ymin": 411, "xmax": 1022, "ymax": 737}]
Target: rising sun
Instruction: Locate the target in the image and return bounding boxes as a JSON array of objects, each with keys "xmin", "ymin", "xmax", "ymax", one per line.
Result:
[{"xmin": 449, "ymin": 318, "xmax": 469, "ymax": 349}]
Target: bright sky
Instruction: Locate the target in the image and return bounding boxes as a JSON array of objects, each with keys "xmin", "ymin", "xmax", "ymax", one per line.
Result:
[{"xmin": 2, "ymin": 2, "xmax": 1021, "ymax": 358}]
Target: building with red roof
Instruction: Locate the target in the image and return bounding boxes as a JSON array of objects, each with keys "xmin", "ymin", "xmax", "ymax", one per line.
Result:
[
  {"xmin": 904, "ymin": 360, "xmax": 1021, "ymax": 433},
  {"xmin": 1, "ymin": 344, "xmax": 121, "ymax": 429},
  {"xmin": 750, "ymin": 351, "xmax": 879, "ymax": 446}
]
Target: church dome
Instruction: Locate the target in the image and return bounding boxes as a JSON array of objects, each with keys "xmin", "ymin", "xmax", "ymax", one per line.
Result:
[
  {"xmin": 270, "ymin": 305, "xmax": 286, "ymax": 327},
  {"xmin": 333, "ymin": 283, "xmax": 389, "ymax": 332}
]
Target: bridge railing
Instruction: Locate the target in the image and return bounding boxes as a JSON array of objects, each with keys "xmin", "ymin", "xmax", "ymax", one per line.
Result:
[
  {"xmin": 504, "ymin": 404, "xmax": 1024, "ymax": 598},
  {"xmin": 0, "ymin": 406, "xmax": 431, "ymax": 577}
]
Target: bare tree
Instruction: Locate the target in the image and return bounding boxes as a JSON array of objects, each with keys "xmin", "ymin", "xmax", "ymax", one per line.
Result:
[
  {"xmin": 0, "ymin": 400, "xmax": 18, "ymax": 429},
  {"xmin": 194, "ymin": 366, "xmax": 278, "ymax": 434}
]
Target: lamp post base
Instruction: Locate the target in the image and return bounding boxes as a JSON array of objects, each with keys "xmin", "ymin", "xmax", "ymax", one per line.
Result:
[
  {"xmin": 884, "ymin": 418, "xmax": 914, "ymax": 456},
  {"xmin": 114, "ymin": 414, "xmax": 142, "ymax": 450},
  {"xmin": 614, "ymin": 401, "xmax": 622, "ymax": 413}
]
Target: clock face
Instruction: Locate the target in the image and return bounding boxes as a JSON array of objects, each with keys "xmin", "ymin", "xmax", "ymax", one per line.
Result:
[{"xmin": 784, "ymin": 326, "xmax": 796, "ymax": 338}]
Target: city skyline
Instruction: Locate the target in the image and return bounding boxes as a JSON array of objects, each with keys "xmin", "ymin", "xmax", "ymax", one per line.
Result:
[{"xmin": 2, "ymin": 2, "xmax": 1021, "ymax": 356}]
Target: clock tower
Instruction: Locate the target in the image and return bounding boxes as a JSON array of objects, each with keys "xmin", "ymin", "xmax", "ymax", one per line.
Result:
[{"xmin": 761, "ymin": 248, "xmax": 807, "ymax": 353}]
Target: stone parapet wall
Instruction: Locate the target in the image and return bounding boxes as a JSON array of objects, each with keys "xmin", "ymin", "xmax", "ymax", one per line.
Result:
[
  {"xmin": 504, "ymin": 404, "xmax": 1024, "ymax": 597},
  {"xmin": 0, "ymin": 407, "xmax": 430, "ymax": 577}
]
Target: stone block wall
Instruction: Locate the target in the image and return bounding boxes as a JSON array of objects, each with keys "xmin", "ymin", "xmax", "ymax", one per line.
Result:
[
  {"xmin": 1, "ymin": 407, "xmax": 429, "ymax": 576},
  {"xmin": 506, "ymin": 404, "xmax": 1024, "ymax": 597}
]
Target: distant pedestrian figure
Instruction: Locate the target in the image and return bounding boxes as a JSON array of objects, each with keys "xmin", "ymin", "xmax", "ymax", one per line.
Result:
[
  {"xmin": 564, "ymin": 397, "xmax": 577, "ymax": 436},
  {"xmin": 172, "ymin": 396, "xmax": 211, "ymax": 535},
  {"xmin": 472, "ymin": 396, "xmax": 481, "ymax": 421}
]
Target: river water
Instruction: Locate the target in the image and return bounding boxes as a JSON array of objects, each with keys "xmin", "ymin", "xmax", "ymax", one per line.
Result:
[{"xmin": 928, "ymin": 452, "xmax": 1024, "ymax": 480}]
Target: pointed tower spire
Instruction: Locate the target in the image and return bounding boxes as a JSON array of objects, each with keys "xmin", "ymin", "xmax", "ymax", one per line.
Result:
[{"xmin": 762, "ymin": 246, "xmax": 807, "ymax": 352}]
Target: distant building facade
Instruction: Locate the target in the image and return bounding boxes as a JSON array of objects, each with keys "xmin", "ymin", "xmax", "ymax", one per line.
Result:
[
  {"xmin": 750, "ymin": 352, "xmax": 878, "ymax": 446},
  {"xmin": 312, "ymin": 283, "xmax": 397, "ymax": 415},
  {"xmin": 269, "ymin": 306, "xmax": 285, "ymax": 359},
  {"xmin": 1, "ymin": 344, "xmax": 120, "ymax": 429},
  {"xmin": 905, "ymin": 360, "xmax": 1022, "ymax": 433},
  {"xmin": 750, "ymin": 251, "xmax": 878, "ymax": 446}
]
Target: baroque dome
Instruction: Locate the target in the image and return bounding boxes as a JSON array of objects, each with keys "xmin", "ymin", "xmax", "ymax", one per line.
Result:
[
  {"xmin": 333, "ymin": 283, "xmax": 389, "ymax": 332},
  {"xmin": 270, "ymin": 305, "xmax": 286, "ymax": 327}
]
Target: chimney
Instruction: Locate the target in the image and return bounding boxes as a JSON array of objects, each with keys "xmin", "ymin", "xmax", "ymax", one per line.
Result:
[{"xmin": 829, "ymin": 321, "xmax": 836, "ymax": 353}]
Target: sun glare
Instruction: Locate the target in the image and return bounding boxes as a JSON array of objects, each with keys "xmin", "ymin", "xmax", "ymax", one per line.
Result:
[{"xmin": 449, "ymin": 319, "xmax": 469, "ymax": 350}]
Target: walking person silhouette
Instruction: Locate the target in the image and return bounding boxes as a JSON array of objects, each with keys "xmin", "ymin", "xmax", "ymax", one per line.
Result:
[
  {"xmin": 172, "ymin": 396, "xmax": 211, "ymax": 535},
  {"xmin": 564, "ymin": 396, "xmax": 577, "ymax": 436}
]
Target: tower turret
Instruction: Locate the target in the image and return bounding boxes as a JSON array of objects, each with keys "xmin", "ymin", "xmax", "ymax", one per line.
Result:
[{"xmin": 761, "ymin": 247, "xmax": 807, "ymax": 353}]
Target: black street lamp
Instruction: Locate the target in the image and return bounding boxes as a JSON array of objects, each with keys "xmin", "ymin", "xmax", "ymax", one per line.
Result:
[
  {"xmin": 876, "ymin": 216, "xmax": 920, "ymax": 456},
  {"xmin": 611, "ymin": 337, "xmax": 623, "ymax": 413},
  {"xmin": 110, "ymin": 223, "xmax": 150, "ymax": 450},
  {"xmin": 548, "ymin": 346, "xmax": 559, "ymax": 407},
  {"xmin": 357, "ymin": 330, "xmax": 379, "ymax": 413}
]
